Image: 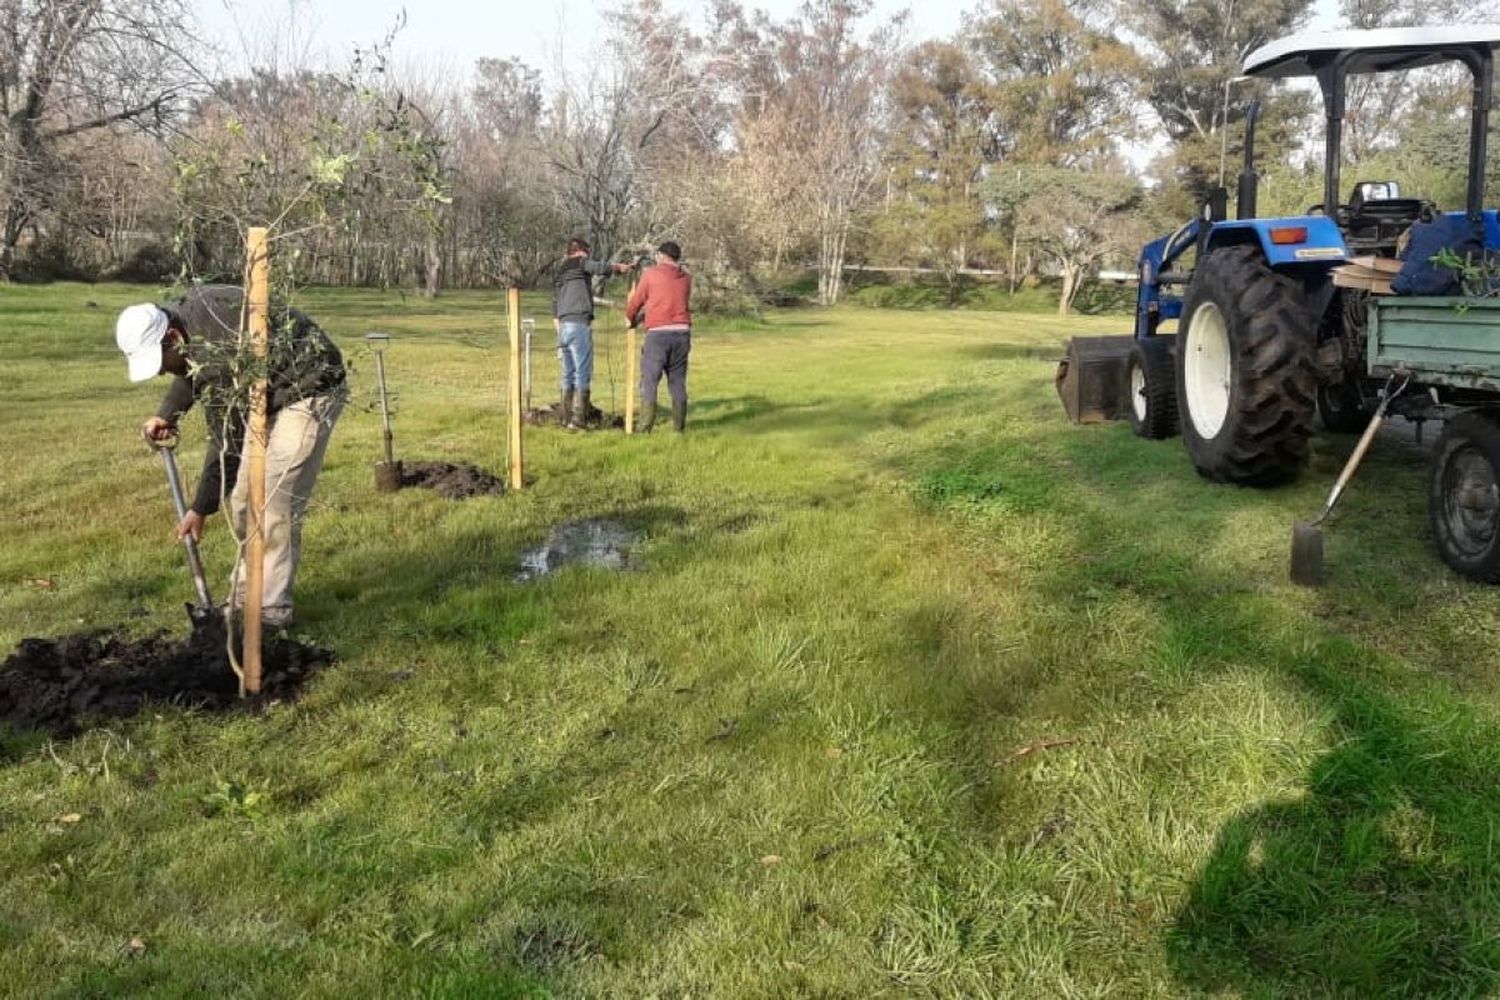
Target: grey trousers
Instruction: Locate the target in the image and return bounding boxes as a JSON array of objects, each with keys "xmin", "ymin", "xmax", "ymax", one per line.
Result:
[{"xmin": 640, "ymin": 330, "xmax": 691, "ymax": 406}]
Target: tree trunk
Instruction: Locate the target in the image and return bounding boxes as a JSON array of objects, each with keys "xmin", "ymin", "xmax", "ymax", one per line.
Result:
[
  {"xmin": 1009, "ymin": 230, "xmax": 1018, "ymax": 295},
  {"xmin": 1057, "ymin": 263, "xmax": 1078, "ymax": 316},
  {"xmin": 817, "ymin": 211, "xmax": 849, "ymax": 307},
  {"xmin": 423, "ymin": 225, "xmax": 441, "ymax": 298},
  {"xmin": 0, "ymin": 198, "xmax": 29, "ymax": 282}
]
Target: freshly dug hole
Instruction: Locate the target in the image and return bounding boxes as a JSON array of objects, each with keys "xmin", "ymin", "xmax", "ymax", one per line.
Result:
[{"xmin": 0, "ymin": 623, "xmax": 331, "ymax": 738}]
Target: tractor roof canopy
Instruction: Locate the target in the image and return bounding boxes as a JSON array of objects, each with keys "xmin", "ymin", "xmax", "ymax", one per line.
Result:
[
  {"xmin": 1245, "ymin": 25, "xmax": 1500, "ymax": 78},
  {"xmin": 1243, "ymin": 25, "xmax": 1500, "ymax": 217}
]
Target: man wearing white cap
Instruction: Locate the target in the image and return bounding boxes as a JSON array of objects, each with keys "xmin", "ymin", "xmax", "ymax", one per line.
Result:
[{"xmin": 116, "ymin": 285, "xmax": 346, "ymax": 628}]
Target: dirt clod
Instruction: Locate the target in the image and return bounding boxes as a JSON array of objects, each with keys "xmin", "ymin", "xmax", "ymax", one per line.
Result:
[
  {"xmin": 399, "ymin": 461, "xmax": 506, "ymax": 499},
  {"xmin": 0, "ymin": 623, "xmax": 331, "ymax": 738}
]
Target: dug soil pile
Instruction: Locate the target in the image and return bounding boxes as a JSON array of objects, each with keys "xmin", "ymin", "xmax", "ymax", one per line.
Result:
[
  {"xmin": 0, "ymin": 623, "xmax": 331, "ymax": 738},
  {"xmin": 523, "ymin": 402, "xmax": 624, "ymax": 430},
  {"xmin": 399, "ymin": 461, "xmax": 506, "ymax": 499}
]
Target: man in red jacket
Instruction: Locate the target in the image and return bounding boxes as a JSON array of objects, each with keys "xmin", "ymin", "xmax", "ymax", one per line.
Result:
[{"xmin": 625, "ymin": 240, "xmax": 693, "ymax": 433}]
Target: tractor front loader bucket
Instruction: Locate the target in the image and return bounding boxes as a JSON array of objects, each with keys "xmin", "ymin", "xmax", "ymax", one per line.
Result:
[{"xmin": 1056, "ymin": 335, "xmax": 1134, "ymax": 424}]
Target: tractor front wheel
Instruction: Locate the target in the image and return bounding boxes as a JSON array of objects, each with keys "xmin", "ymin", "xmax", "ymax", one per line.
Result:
[
  {"xmin": 1177, "ymin": 247, "xmax": 1318, "ymax": 486},
  {"xmin": 1430, "ymin": 412, "xmax": 1500, "ymax": 583},
  {"xmin": 1126, "ymin": 336, "xmax": 1178, "ymax": 439}
]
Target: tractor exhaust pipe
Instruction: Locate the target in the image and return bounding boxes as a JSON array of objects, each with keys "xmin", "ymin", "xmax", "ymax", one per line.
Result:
[{"xmin": 1236, "ymin": 100, "xmax": 1260, "ymax": 220}]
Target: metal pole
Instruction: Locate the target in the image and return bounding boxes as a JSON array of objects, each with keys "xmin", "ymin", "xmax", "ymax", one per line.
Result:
[
  {"xmin": 522, "ymin": 318, "xmax": 534, "ymax": 412},
  {"xmin": 374, "ymin": 349, "xmax": 394, "ymax": 466}
]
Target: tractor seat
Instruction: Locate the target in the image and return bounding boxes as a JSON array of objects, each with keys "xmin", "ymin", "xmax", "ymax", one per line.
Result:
[
  {"xmin": 1347, "ymin": 197, "xmax": 1426, "ymax": 222},
  {"xmin": 1342, "ymin": 197, "xmax": 1432, "ymax": 250}
]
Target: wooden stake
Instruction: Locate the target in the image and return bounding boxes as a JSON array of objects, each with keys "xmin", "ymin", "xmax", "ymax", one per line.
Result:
[
  {"xmin": 243, "ymin": 227, "xmax": 270, "ymax": 696},
  {"xmin": 507, "ymin": 287, "xmax": 524, "ymax": 490},
  {"xmin": 624, "ymin": 279, "xmax": 637, "ymax": 434}
]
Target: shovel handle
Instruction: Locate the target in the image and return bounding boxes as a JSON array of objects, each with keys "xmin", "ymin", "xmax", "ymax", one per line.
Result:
[
  {"xmin": 1316, "ymin": 389, "xmax": 1395, "ymax": 522},
  {"xmin": 1330, "ymin": 409, "xmax": 1386, "ymax": 496},
  {"xmin": 157, "ymin": 445, "xmax": 214, "ymax": 609},
  {"xmin": 147, "ymin": 430, "xmax": 181, "ymax": 451}
]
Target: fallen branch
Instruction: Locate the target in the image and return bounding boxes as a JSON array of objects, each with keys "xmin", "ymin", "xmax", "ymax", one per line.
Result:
[{"xmin": 996, "ymin": 737, "xmax": 1079, "ymax": 767}]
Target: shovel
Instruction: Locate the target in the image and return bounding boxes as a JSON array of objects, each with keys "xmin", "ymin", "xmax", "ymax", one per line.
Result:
[
  {"xmin": 1290, "ymin": 377, "xmax": 1404, "ymax": 586},
  {"xmin": 152, "ymin": 437, "xmax": 217, "ymax": 626}
]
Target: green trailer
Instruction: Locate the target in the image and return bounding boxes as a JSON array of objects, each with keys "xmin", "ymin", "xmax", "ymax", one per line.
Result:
[{"xmin": 1368, "ymin": 297, "xmax": 1500, "ymax": 581}]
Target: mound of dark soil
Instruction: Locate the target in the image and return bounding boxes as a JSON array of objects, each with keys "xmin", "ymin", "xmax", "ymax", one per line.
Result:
[
  {"xmin": 0, "ymin": 623, "xmax": 331, "ymax": 738},
  {"xmin": 523, "ymin": 402, "xmax": 624, "ymax": 430},
  {"xmin": 400, "ymin": 461, "xmax": 506, "ymax": 499}
]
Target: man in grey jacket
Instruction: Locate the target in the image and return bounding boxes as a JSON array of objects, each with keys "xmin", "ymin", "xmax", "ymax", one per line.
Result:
[
  {"xmin": 552, "ymin": 238, "xmax": 631, "ymax": 430},
  {"xmin": 115, "ymin": 285, "xmax": 346, "ymax": 628}
]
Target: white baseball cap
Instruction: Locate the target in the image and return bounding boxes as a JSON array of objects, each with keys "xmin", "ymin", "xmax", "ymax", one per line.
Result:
[{"xmin": 115, "ymin": 304, "xmax": 170, "ymax": 382}]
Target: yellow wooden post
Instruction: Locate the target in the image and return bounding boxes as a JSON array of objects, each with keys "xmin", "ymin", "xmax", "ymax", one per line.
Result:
[
  {"xmin": 507, "ymin": 287, "xmax": 524, "ymax": 490},
  {"xmin": 243, "ymin": 227, "xmax": 270, "ymax": 696},
  {"xmin": 624, "ymin": 280, "xmax": 637, "ymax": 434}
]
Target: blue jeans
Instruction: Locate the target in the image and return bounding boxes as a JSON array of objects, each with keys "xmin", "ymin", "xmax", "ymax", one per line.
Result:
[{"xmin": 557, "ymin": 320, "xmax": 594, "ymax": 392}]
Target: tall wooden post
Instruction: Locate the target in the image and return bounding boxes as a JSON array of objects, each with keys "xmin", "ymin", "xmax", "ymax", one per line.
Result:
[
  {"xmin": 507, "ymin": 287, "xmax": 524, "ymax": 490},
  {"xmin": 624, "ymin": 280, "xmax": 637, "ymax": 434},
  {"xmin": 243, "ymin": 227, "xmax": 270, "ymax": 696}
]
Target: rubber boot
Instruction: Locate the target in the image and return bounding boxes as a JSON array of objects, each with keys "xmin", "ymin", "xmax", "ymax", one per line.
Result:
[
  {"xmin": 671, "ymin": 399, "xmax": 687, "ymax": 433},
  {"xmin": 578, "ymin": 390, "xmax": 593, "ymax": 430},
  {"xmin": 563, "ymin": 390, "xmax": 581, "ymax": 432},
  {"xmin": 637, "ymin": 401, "xmax": 656, "ymax": 434}
]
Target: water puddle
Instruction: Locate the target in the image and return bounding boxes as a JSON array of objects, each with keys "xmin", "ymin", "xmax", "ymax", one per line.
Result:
[{"xmin": 516, "ymin": 518, "xmax": 639, "ymax": 581}]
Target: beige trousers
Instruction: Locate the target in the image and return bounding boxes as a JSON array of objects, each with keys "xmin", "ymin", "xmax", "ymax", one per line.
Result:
[{"xmin": 228, "ymin": 394, "xmax": 342, "ymax": 617}]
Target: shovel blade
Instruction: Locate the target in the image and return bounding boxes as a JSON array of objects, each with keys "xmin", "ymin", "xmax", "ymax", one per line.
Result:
[
  {"xmin": 186, "ymin": 602, "xmax": 223, "ymax": 630},
  {"xmin": 1290, "ymin": 522, "xmax": 1325, "ymax": 587}
]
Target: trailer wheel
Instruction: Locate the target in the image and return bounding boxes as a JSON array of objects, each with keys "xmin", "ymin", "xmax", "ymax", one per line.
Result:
[
  {"xmin": 1177, "ymin": 246, "xmax": 1318, "ymax": 486},
  {"xmin": 1317, "ymin": 381, "xmax": 1373, "ymax": 434},
  {"xmin": 1126, "ymin": 336, "xmax": 1178, "ymax": 439},
  {"xmin": 1430, "ymin": 413, "xmax": 1500, "ymax": 583}
]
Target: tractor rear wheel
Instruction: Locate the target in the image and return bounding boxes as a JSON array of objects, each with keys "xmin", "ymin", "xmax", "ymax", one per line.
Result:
[
  {"xmin": 1126, "ymin": 336, "xmax": 1178, "ymax": 439},
  {"xmin": 1176, "ymin": 246, "xmax": 1318, "ymax": 486},
  {"xmin": 1430, "ymin": 412, "xmax": 1500, "ymax": 583}
]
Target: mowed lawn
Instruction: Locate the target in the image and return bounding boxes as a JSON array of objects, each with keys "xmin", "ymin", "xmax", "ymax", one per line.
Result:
[{"xmin": 5, "ymin": 283, "xmax": 1500, "ymax": 997}]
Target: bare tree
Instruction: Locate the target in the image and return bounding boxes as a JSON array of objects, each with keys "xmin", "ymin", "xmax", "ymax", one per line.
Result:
[
  {"xmin": 449, "ymin": 57, "xmax": 564, "ymax": 287},
  {"xmin": 992, "ymin": 165, "xmax": 1143, "ymax": 314},
  {"xmin": 717, "ymin": 0, "xmax": 902, "ymax": 305},
  {"xmin": 0, "ymin": 0, "xmax": 201, "ymax": 280},
  {"xmin": 543, "ymin": 2, "xmax": 721, "ymax": 268}
]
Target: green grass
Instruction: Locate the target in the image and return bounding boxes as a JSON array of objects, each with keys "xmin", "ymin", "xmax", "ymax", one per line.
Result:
[{"xmin": 4, "ymin": 282, "xmax": 1500, "ymax": 996}]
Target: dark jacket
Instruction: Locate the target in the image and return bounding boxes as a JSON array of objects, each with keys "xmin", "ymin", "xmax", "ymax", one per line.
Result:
[
  {"xmin": 153, "ymin": 285, "xmax": 345, "ymax": 516},
  {"xmin": 553, "ymin": 257, "xmax": 615, "ymax": 323},
  {"xmin": 1393, "ymin": 215, "xmax": 1484, "ymax": 296},
  {"xmin": 626, "ymin": 262, "xmax": 693, "ymax": 332}
]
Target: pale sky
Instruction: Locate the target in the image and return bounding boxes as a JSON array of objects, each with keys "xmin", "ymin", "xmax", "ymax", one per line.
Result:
[
  {"xmin": 195, "ymin": 0, "xmax": 971, "ymax": 80},
  {"xmin": 194, "ymin": 0, "xmax": 1341, "ymax": 172},
  {"xmin": 195, "ymin": 0, "xmax": 1342, "ymax": 84}
]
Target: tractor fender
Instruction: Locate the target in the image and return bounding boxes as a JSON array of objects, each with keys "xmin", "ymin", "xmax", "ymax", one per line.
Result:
[{"xmin": 1202, "ymin": 216, "xmax": 1348, "ymax": 267}]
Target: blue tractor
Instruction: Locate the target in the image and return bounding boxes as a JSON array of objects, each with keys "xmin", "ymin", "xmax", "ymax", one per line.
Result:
[{"xmin": 1115, "ymin": 25, "xmax": 1500, "ymax": 489}]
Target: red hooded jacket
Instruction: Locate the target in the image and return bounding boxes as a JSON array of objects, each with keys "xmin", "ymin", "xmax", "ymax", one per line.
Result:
[{"xmin": 626, "ymin": 262, "xmax": 693, "ymax": 332}]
